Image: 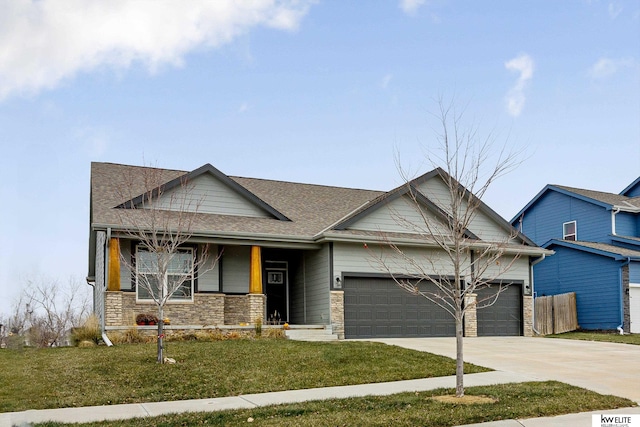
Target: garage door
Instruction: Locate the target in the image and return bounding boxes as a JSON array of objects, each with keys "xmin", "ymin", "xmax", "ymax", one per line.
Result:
[
  {"xmin": 630, "ymin": 285, "xmax": 640, "ymax": 334},
  {"xmin": 343, "ymin": 277, "xmax": 455, "ymax": 338},
  {"xmin": 476, "ymin": 284, "xmax": 522, "ymax": 336}
]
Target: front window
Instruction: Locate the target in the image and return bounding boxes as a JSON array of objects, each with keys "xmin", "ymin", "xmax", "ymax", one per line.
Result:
[
  {"xmin": 563, "ymin": 221, "xmax": 577, "ymax": 241},
  {"xmin": 136, "ymin": 246, "xmax": 194, "ymax": 301}
]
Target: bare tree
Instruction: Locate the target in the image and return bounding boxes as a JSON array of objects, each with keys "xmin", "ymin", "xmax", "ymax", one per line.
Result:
[
  {"xmin": 369, "ymin": 99, "xmax": 523, "ymax": 397},
  {"xmin": 116, "ymin": 165, "xmax": 217, "ymax": 363},
  {"xmin": 5, "ymin": 276, "xmax": 90, "ymax": 347}
]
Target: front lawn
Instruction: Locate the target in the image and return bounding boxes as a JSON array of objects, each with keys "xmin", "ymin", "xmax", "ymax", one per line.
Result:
[
  {"xmin": 0, "ymin": 340, "xmax": 489, "ymax": 412},
  {"xmin": 35, "ymin": 382, "xmax": 635, "ymax": 427},
  {"xmin": 547, "ymin": 331, "xmax": 640, "ymax": 345}
]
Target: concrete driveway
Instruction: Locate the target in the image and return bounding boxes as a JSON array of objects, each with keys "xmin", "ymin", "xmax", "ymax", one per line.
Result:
[{"xmin": 368, "ymin": 337, "xmax": 640, "ymax": 403}]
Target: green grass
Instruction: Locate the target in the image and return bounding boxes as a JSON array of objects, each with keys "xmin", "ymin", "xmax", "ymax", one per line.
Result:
[
  {"xmin": 547, "ymin": 331, "xmax": 640, "ymax": 345},
  {"xmin": 35, "ymin": 382, "xmax": 635, "ymax": 427},
  {"xmin": 0, "ymin": 340, "xmax": 489, "ymax": 413}
]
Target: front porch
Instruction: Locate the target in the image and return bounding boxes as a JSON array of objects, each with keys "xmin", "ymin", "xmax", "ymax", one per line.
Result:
[
  {"xmin": 104, "ymin": 290, "xmax": 345, "ymax": 339},
  {"xmin": 105, "ymin": 291, "xmax": 267, "ymax": 327}
]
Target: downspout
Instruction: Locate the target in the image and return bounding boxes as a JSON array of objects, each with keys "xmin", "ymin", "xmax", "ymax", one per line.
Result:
[
  {"xmin": 611, "ymin": 207, "xmax": 620, "ymax": 236},
  {"xmin": 617, "ymin": 256, "xmax": 631, "ymax": 335},
  {"xmin": 102, "ymin": 228, "xmax": 113, "ymax": 346},
  {"xmin": 530, "ymin": 254, "xmax": 546, "ymax": 335}
]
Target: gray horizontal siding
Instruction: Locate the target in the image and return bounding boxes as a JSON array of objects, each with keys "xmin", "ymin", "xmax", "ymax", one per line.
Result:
[
  {"xmin": 198, "ymin": 245, "xmax": 220, "ymax": 292},
  {"xmin": 333, "ymin": 242, "xmax": 457, "ymax": 279},
  {"xmin": 415, "ymin": 177, "xmax": 512, "ymax": 242},
  {"xmin": 222, "ymin": 245, "xmax": 250, "ymax": 293},
  {"xmin": 302, "ymin": 246, "xmax": 330, "ymax": 325},
  {"xmin": 349, "ymin": 196, "xmax": 446, "ymax": 235},
  {"xmin": 119, "ymin": 240, "xmax": 132, "ymax": 290},
  {"xmin": 155, "ymin": 173, "xmax": 271, "ymax": 218}
]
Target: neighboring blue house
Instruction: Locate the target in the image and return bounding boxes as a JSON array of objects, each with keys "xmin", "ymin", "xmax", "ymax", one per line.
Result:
[{"xmin": 511, "ymin": 177, "xmax": 640, "ymax": 333}]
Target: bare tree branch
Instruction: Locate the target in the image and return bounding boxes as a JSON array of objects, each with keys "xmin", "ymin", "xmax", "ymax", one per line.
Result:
[
  {"xmin": 114, "ymin": 163, "xmax": 219, "ymax": 363},
  {"xmin": 369, "ymin": 98, "xmax": 524, "ymax": 397}
]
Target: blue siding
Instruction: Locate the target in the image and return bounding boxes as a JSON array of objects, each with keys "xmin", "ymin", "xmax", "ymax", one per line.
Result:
[
  {"xmin": 615, "ymin": 212, "xmax": 638, "ymax": 238},
  {"xmin": 623, "ymin": 180, "xmax": 640, "ymax": 197},
  {"xmin": 631, "ymin": 262, "xmax": 640, "ymax": 284},
  {"xmin": 534, "ymin": 245, "xmax": 622, "ymax": 330},
  {"xmin": 521, "ymin": 191, "xmax": 611, "ymax": 246}
]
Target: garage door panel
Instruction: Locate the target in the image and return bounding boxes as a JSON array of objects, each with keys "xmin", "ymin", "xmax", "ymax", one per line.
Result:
[
  {"xmin": 344, "ymin": 277, "xmax": 456, "ymax": 338},
  {"xmin": 344, "ymin": 277, "xmax": 522, "ymax": 338},
  {"xmin": 630, "ymin": 287, "xmax": 640, "ymax": 334},
  {"xmin": 476, "ymin": 285, "xmax": 522, "ymax": 336}
]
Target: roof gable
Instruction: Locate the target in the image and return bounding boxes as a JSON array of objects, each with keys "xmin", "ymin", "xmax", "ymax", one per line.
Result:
[
  {"xmin": 336, "ymin": 189, "xmax": 474, "ymax": 238},
  {"xmin": 333, "ymin": 168, "xmax": 532, "ymax": 245},
  {"xmin": 511, "ymin": 183, "xmax": 640, "ymax": 225},
  {"xmin": 117, "ymin": 163, "xmax": 289, "ymax": 221},
  {"xmin": 621, "ymin": 176, "xmax": 640, "ymax": 198},
  {"xmin": 511, "ymin": 185, "xmax": 613, "ymax": 224}
]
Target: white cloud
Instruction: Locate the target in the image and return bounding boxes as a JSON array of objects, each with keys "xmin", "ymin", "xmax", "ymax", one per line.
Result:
[
  {"xmin": 238, "ymin": 102, "xmax": 250, "ymax": 113},
  {"xmin": 381, "ymin": 74, "xmax": 393, "ymax": 89},
  {"xmin": 0, "ymin": 0, "xmax": 315, "ymax": 101},
  {"xmin": 72, "ymin": 125, "xmax": 110, "ymax": 157},
  {"xmin": 588, "ymin": 56, "xmax": 636, "ymax": 79},
  {"xmin": 504, "ymin": 53, "xmax": 534, "ymax": 117},
  {"xmin": 608, "ymin": 1, "xmax": 623, "ymax": 19},
  {"xmin": 399, "ymin": 0, "xmax": 426, "ymax": 15}
]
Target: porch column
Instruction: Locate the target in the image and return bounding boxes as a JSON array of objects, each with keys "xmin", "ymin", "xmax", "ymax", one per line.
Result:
[
  {"xmin": 107, "ymin": 238, "xmax": 121, "ymax": 291},
  {"xmin": 249, "ymin": 246, "xmax": 262, "ymax": 294}
]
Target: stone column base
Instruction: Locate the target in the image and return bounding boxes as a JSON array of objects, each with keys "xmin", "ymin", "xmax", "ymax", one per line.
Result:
[
  {"xmin": 464, "ymin": 293, "xmax": 477, "ymax": 337},
  {"xmin": 330, "ymin": 291, "xmax": 345, "ymax": 339}
]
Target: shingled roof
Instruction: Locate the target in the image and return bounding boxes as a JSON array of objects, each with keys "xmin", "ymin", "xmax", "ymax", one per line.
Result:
[
  {"xmin": 90, "ymin": 162, "xmax": 383, "ymax": 241},
  {"xmin": 543, "ymin": 239, "xmax": 640, "ymax": 260},
  {"xmin": 553, "ymin": 184, "xmax": 640, "ymax": 209},
  {"xmin": 91, "ymin": 162, "xmax": 540, "ymax": 252},
  {"xmin": 511, "ymin": 180, "xmax": 640, "ymax": 223}
]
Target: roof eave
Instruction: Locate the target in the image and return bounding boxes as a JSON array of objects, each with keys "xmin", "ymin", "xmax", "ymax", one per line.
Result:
[
  {"xmin": 317, "ymin": 232, "xmax": 551, "ymax": 256},
  {"xmin": 542, "ymin": 239, "xmax": 640, "ymax": 261},
  {"xmin": 91, "ymin": 223, "xmax": 321, "ymax": 249}
]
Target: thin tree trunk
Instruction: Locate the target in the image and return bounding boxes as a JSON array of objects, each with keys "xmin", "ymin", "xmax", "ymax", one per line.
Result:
[
  {"xmin": 157, "ymin": 306, "xmax": 164, "ymax": 364},
  {"xmin": 455, "ymin": 313, "xmax": 464, "ymax": 397}
]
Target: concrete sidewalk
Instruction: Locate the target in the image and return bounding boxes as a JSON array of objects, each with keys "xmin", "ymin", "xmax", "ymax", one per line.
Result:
[{"xmin": 2, "ymin": 371, "xmax": 532, "ymax": 426}]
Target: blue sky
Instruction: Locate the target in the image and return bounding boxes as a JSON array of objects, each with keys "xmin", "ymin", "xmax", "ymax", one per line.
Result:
[{"xmin": 0, "ymin": 0, "xmax": 638, "ymax": 315}]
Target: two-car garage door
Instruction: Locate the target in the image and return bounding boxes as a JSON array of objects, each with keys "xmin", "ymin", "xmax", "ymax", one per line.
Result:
[{"xmin": 343, "ymin": 276, "xmax": 522, "ymax": 338}]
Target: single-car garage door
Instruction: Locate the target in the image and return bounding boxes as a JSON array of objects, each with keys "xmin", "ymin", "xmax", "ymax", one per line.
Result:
[
  {"xmin": 343, "ymin": 277, "xmax": 455, "ymax": 338},
  {"xmin": 476, "ymin": 284, "xmax": 522, "ymax": 336},
  {"xmin": 630, "ymin": 285, "xmax": 640, "ymax": 334}
]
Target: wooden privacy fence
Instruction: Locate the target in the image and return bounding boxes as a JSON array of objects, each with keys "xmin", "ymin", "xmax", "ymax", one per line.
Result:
[{"xmin": 534, "ymin": 292, "xmax": 578, "ymax": 335}]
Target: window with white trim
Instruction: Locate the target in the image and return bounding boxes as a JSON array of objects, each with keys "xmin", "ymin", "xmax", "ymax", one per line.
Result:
[
  {"xmin": 135, "ymin": 246, "xmax": 194, "ymax": 301},
  {"xmin": 563, "ymin": 221, "xmax": 577, "ymax": 241}
]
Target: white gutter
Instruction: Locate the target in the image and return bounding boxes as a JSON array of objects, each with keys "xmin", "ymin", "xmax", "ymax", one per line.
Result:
[
  {"xmin": 611, "ymin": 207, "xmax": 621, "ymax": 235},
  {"xmin": 531, "ymin": 253, "xmax": 546, "ymax": 267},
  {"xmin": 530, "ymin": 254, "xmax": 546, "ymax": 335}
]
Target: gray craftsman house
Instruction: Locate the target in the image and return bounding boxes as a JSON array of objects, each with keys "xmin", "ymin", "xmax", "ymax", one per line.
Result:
[{"xmin": 88, "ymin": 162, "xmax": 548, "ymax": 339}]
